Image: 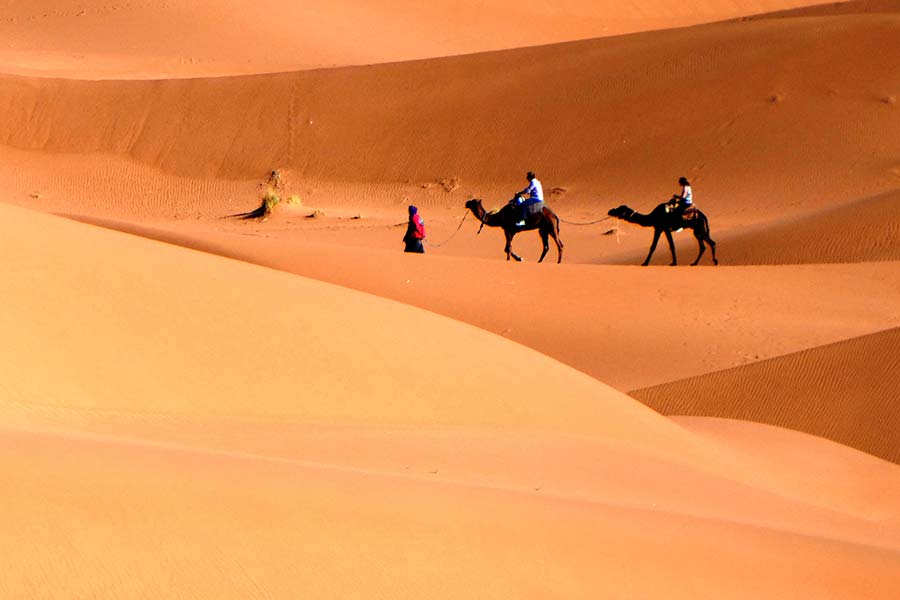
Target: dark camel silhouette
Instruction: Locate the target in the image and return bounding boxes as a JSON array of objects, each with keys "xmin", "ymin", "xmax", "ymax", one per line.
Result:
[
  {"xmin": 465, "ymin": 197, "xmax": 564, "ymax": 263},
  {"xmin": 608, "ymin": 201, "xmax": 718, "ymax": 266}
]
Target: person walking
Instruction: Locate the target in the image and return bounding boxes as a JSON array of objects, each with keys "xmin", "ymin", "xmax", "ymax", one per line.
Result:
[{"xmin": 403, "ymin": 205, "xmax": 426, "ymax": 253}]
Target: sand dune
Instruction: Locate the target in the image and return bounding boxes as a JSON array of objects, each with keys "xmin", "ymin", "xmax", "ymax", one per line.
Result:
[
  {"xmin": 0, "ymin": 7, "xmax": 898, "ymax": 217},
  {"xmin": 675, "ymin": 415, "xmax": 900, "ymax": 523},
  {"xmin": 746, "ymin": 0, "xmax": 900, "ymax": 19},
  {"xmin": 3, "ymin": 145, "xmax": 900, "ymax": 393},
  {"xmin": 4, "ymin": 201, "xmax": 900, "ymax": 530},
  {"xmin": 1, "ymin": 2, "xmax": 897, "ymax": 417},
  {"xmin": 715, "ymin": 189, "xmax": 900, "ymax": 264},
  {"xmin": 5, "ymin": 426, "xmax": 900, "ymax": 599},
  {"xmin": 0, "ymin": 0, "xmax": 838, "ymax": 78},
  {"xmin": 3, "ymin": 1, "xmax": 900, "ymax": 596},
  {"xmin": 634, "ymin": 328, "xmax": 900, "ymax": 463},
  {"xmin": 3, "ymin": 203, "xmax": 900, "ymax": 597},
  {"xmin": 0, "ymin": 203, "xmax": 666, "ymax": 438}
]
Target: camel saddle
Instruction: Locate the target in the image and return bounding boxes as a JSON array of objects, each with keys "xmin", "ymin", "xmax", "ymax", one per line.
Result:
[
  {"xmin": 665, "ymin": 196, "xmax": 698, "ymax": 221},
  {"xmin": 509, "ymin": 195, "xmax": 545, "ymax": 215},
  {"xmin": 526, "ymin": 200, "xmax": 546, "ymax": 215}
]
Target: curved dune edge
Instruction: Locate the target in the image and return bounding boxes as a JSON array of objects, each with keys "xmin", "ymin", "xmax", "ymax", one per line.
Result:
[
  {"xmin": 718, "ymin": 189, "xmax": 900, "ymax": 265},
  {"xmin": 3, "ymin": 204, "xmax": 900, "ymax": 597},
  {"xmin": 5, "ymin": 426, "xmax": 900, "ymax": 599},
  {"xmin": 633, "ymin": 328, "xmax": 900, "ymax": 463},
  {"xmin": 675, "ymin": 416, "xmax": 900, "ymax": 520},
  {"xmin": 0, "ymin": 0, "xmax": 840, "ymax": 79},
  {"xmin": 0, "ymin": 203, "xmax": 672, "ymax": 439},
  {"xmin": 0, "ymin": 8, "xmax": 897, "ymax": 215},
  {"xmin": 34, "ymin": 207, "xmax": 900, "ymax": 392},
  {"xmin": 742, "ymin": 0, "xmax": 900, "ymax": 19},
  {"xmin": 0, "ymin": 2, "xmax": 898, "ymax": 596}
]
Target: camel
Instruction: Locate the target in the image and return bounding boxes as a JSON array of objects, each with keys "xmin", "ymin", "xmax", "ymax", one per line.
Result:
[
  {"xmin": 608, "ymin": 201, "xmax": 718, "ymax": 266},
  {"xmin": 465, "ymin": 197, "xmax": 564, "ymax": 263}
]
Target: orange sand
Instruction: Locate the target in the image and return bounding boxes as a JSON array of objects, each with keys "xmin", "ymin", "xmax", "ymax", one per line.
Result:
[{"xmin": 3, "ymin": 0, "xmax": 900, "ymax": 597}]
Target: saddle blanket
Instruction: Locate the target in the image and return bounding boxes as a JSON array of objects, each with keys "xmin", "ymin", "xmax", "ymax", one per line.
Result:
[{"xmin": 526, "ymin": 200, "xmax": 545, "ymax": 215}]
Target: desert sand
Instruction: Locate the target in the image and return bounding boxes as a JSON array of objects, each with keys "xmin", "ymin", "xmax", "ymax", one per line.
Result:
[
  {"xmin": 2, "ymin": 0, "xmax": 900, "ymax": 597},
  {"xmin": 0, "ymin": 0, "xmax": 837, "ymax": 78}
]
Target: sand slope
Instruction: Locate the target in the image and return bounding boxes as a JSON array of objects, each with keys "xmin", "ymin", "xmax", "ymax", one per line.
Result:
[
  {"xmin": 33, "ymin": 208, "xmax": 900, "ymax": 392},
  {"xmin": 5, "ymin": 425, "xmax": 900, "ymax": 600},
  {"xmin": 0, "ymin": 7, "xmax": 897, "ymax": 217},
  {"xmin": 747, "ymin": 0, "xmax": 900, "ymax": 19},
  {"xmin": 0, "ymin": 3, "xmax": 897, "ymax": 440},
  {"xmin": 2, "ymin": 1, "xmax": 900, "ymax": 596},
  {"xmin": 0, "ymin": 0, "xmax": 838, "ymax": 78},
  {"xmin": 4, "ymin": 143, "xmax": 899, "ymax": 395},
  {"xmin": 716, "ymin": 189, "xmax": 900, "ymax": 264},
  {"xmin": 634, "ymin": 328, "xmax": 900, "ymax": 463},
  {"xmin": 4, "ymin": 203, "xmax": 900, "ymax": 597}
]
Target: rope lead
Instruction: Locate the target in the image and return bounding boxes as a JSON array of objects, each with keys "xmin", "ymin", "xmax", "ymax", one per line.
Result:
[{"xmin": 424, "ymin": 211, "xmax": 470, "ymax": 248}]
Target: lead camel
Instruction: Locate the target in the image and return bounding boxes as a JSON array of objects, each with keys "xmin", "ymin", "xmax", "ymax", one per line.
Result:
[{"xmin": 465, "ymin": 197, "xmax": 564, "ymax": 263}]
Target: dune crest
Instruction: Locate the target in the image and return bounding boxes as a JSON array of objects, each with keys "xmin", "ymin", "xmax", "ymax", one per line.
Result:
[
  {"xmin": 0, "ymin": 8, "xmax": 897, "ymax": 229},
  {"xmin": 3, "ymin": 2, "xmax": 900, "ymax": 596},
  {"xmin": 3, "ymin": 204, "xmax": 900, "ymax": 597},
  {"xmin": 0, "ymin": 0, "xmax": 840, "ymax": 78},
  {"xmin": 634, "ymin": 328, "xmax": 900, "ymax": 463}
]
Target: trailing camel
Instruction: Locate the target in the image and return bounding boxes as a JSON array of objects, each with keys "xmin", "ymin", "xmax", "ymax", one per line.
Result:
[
  {"xmin": 465, "ymin": 197, "xmax": 564, "ymax": 263},
  {"xmin": 608, "ymin": 201, "xmax": 718, "ymax": 266}
]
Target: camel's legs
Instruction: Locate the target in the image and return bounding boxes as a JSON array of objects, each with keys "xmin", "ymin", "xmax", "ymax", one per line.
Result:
[
  {"xmin": 707, "ymin": 235, "xmax": 718, "ymax": 265},
  {"xmin": 699, "ymin": 215, "xmax": 718, "ymax": 265},
  {"xmin": 554, "ymin": 231, "xmax": 564, "ymax": 264},
  {"xmin": 664, "ymin": 230, "xmax": 677, "ymax": 266},
  {"xmin": 538, "ymin": 230, "xmax": 550, "ymax": 263},
  {"xmin": 643, "ymin": 229, "xmax": 663, "ymax": 266},
  {"xmin": 504, "ymin": 231, "xmax": 522, "ymax": 262},
  {"xmin": 692, "ymin": 228, "xmax": 706, "ymax": 266}
]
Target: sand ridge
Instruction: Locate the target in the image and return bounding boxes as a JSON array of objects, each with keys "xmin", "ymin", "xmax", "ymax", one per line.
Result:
[
  {"xmin": 0, "ymin": 8, "xmax": 897, "ymax": 212},
  {"xmin": 0, "ymin": 0, "xmax": 841, "ymax": 78},
  {"xmin": 3, "ymin": 204, "xmax": 900, "ymax": 597},
  {"xmin": 635, "ymin": 328, "xmax": 900, "ymax": 463},
  {"xmin": 3, "ymin": 0, "xmax": 900, "ymax": 596},
  {"xmin": 5, "ymin": 426, "xmax": 899, "ymax": 599}
]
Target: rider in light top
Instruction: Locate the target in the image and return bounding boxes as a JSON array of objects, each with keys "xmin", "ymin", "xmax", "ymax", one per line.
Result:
[
  {"xmin": 515, "ymin": 171, "xmax": 544, "ymax": 227},
  {"xmin": 669, "ymin": 176, "xmax": 694, "ymax": 231},
  {"xmin": 676, "ymin": 176, "xmax": 693, "ymax": 205}
]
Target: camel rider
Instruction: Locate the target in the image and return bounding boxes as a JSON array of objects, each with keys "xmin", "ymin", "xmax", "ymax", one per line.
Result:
[
  {"xmin": 515, "ymin": 171, "xmax": 544, "ymax": 227},
  {"xmin": 669, "ymin": 177, "xmax": 692, "ymax": 212},
  {"xmin": 667, "ymin": 176, "xmax": 694, "ymax": 227},
  {"xmin": 676, "ymin": 176, "xmax": 693, "ymax": 206}
]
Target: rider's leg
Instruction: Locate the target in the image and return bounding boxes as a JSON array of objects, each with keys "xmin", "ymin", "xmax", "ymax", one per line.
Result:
[{"xmin": 516, "ymin": 198, "xmax": 527, "ymax": 227}]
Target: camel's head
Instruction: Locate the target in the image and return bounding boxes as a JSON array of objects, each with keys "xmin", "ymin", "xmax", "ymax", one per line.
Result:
[
  {"xmin": 608, "ymin": 205, "xmax": 633, "ymax": 219},
  {"xmin": 465, "ymin": 198, "xmax": 483, "ymax": 211}
]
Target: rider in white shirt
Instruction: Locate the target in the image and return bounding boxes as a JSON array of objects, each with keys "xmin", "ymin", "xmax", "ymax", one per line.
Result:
[
  {"xmin": 677, "ymin": 177, "xmax": 693, "ymax": 206},
  {"xmin": 515, "ymin": 171, "xmax": 544, "ymax": 227},
  {"xmin": 670, "ymin": 176, "xmax": 694, "ymax": 231}
]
